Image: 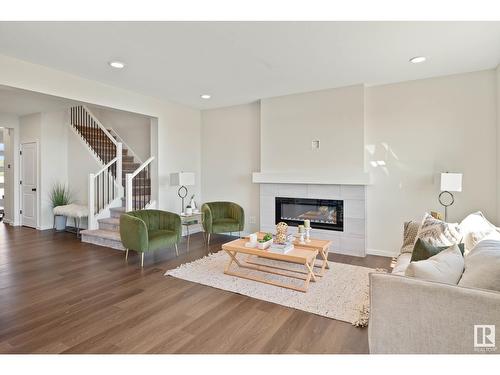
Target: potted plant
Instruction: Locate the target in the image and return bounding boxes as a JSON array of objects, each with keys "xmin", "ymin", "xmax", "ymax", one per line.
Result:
[{"xmin": 50, "ymin": 182, "xmax": 72, "ymax": 231}]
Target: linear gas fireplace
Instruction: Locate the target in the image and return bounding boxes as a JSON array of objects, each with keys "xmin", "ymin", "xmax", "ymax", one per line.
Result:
[{"xmin": 275, "ymin": 197, "xmax": 344, "ymax": 231}]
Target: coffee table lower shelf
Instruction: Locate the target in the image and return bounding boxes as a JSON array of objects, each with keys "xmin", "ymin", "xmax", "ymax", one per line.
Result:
[{"xmin": 222, "ymin": 241, "xmax": 319, "ymax": 292}]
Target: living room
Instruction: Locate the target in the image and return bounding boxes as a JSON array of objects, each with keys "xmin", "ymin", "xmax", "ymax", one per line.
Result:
[{"xmin": 1, "ymin": 1, "xmax": 500, "ymax": 373}]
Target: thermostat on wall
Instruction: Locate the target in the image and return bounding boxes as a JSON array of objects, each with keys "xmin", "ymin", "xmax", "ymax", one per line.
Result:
[{"xmin": 312, "ymin": 140, "xmax": 320, "ymax": 150}]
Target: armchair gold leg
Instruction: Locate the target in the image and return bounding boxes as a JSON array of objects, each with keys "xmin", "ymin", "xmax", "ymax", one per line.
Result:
[
  {"xmin": 175, "ymin": 243, "xmax": 179, "ymax": 256},
  {"xmin": 125, "ymin": 248, "xmax": 129, "ymax": 261},
  {"xmin": 141, "ymin": 253, "xmax": 144, "ymax": 268}
]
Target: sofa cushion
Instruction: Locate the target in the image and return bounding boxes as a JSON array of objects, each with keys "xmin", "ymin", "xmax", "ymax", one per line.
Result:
[
  {"xmin": 392, "ymin": 252, "xmax": 412, "ymax": 275},
  {"xmin": 459, "ymin": 211, "xmax": 500, "ymax": 255},
  {"xmin": 405, "ymin": 245, "xmax": 464, "ymax": 284},
  {"xmin": 414, "ymin": 213, "xmax": 461, "ymax": 248},
  {"xmin": 458, "ymin": 238, "xmax": 500, "ymax": 292},
  {"xmin": 400, "ymin": 221, "xmax": 420, "ymax": 254},
  {"xmin": 411, "ymin": 238, "xmax": 465, "ymax": 262}
]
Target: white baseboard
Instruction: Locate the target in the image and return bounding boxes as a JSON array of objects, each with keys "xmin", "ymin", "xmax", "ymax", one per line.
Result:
[{"xmin": 366, "ymin": 248, "xmax": 398, "ymax": 258}]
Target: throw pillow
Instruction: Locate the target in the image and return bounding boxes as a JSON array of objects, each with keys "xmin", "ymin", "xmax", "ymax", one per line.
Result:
[
  {"xmin": 405, "ymin": 244, "xmax": 464, "ymax": 284},
  {"xmin": 415, "ymin": 213, "xmax": 461, "ymax": 248},
  {"xmin": 400, "ymin": 221, "xmax": 420, "ymax": 254},
  {"xmin": 459, "ymin": 211, "xmax": 500, "ymax": 255},
  {"xmin": 458, "ymin": 238, "xmax": 500, "ymax": 292},
  {"xmin": 411, "ymin": 238, "xmax": 465, "ymax": 262}
]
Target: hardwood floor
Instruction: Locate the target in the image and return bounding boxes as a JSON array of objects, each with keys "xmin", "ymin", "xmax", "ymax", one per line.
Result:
[{"xmin": 0, "ymin": 222, "xmax": 391, "ymax": 354}]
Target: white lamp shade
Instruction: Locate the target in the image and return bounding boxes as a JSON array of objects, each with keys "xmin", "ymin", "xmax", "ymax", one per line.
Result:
[
  {"xmin": 170, "ymin": 172, "xmax": 195, "ymax": 186},
  {"xmin": 440, "ymin": 173, "xmax": 462, "ymax": 192}
]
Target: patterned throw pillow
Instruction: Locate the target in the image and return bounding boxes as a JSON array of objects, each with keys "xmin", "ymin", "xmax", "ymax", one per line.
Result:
[
  {"xmin": 400, "ymin": 221, "xmax": 420, "ymax": 254},
  {"xmin": 415, "ymin": 213, "xmax": 461, "ymax": 248}
]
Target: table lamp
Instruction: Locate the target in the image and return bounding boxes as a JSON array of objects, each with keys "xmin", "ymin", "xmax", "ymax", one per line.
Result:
[
  {"xmin": 170, "ymin": 172, "xmax": 195, "ymax": 214},
  {"xmin": 439, "ymin": 172, "xmax": 462, "ymax": 221}
]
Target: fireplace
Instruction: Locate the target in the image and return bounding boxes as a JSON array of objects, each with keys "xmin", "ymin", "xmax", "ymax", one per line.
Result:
[{"xmin": 275, "ymin": 197, "xmax": 344, "ymax": 231}]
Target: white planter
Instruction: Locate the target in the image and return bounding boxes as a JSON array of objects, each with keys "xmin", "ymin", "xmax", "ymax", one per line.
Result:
[
  {"xmin": 257, "ymin": 239, "xmax": 273, "ymax": 250},
  {"xmin": 54, "ymin": 215, "xmax": 67, "ymax": 231}
]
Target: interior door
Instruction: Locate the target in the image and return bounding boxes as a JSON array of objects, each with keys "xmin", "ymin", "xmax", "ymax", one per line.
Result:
[{"xmin": 21, "ymin": 142, "xmax": 37, "ymax": 228}]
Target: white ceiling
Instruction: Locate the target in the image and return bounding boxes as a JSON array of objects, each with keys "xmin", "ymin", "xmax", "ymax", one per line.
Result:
[{"xmin": 0, "ymin": 21, "xmax": 500, "ymax": 110}]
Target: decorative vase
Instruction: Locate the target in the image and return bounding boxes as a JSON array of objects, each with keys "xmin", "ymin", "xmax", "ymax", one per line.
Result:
[
  {"xmin": 275, "ymin": 222, "xmax": 288, "ymax": 244},
  {"xmin": 186, "ymin": 207, "xmax": 193, "ymax": 215},
  {"xmin": 54, "ymin": 215, "xmax": 67, "ymax": 231},
  {"xmin": 190, "ymin": 198, "xmax": 196, "ymax": 210}
]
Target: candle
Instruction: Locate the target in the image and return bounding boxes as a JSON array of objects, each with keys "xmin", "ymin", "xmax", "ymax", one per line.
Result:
[
  {"xmin": 298, "ymin": 225, "xmax": 305, "ymax": 233},
  {"xmin": 304, "ymin": 219, "xmax": 310, "ymax": 228}
]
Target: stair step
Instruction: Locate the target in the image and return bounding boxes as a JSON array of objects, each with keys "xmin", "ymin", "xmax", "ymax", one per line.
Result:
[
  {"xmin": 80, "ymin": 229, "xmax": 125, "ymax": 251},
  {"xmin": 110, "ymin": 206, "xmax": 126, "ymax": 218},
  {"xmin": 122, "ymin": 177, "xmax": 150, "ymax": 183},
  {"xmin": 122, "ymin": 162, "xmax": 140, "ymax": 169},
  {"xmin": 127, "ymin": 187, "xmax": 152, "ymax": 194},
  {"xmin": 122, "ymin": 155, "xmax": 134, "ymax": 163},
  {"xmin": 98, "ymin": 217, "xmax": 120, "ymax": 231},
  {"xmin": 122, "ymin": 195, "xmax": 151, "ymax": 201}
]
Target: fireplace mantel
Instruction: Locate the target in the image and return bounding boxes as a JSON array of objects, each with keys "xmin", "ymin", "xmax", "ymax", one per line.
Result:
[{"xmin": 252, "ymin": 171, "xmax": 371, "ymax": 185}]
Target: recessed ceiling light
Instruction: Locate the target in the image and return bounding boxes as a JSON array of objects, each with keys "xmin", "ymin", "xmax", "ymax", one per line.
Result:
[
  {"xmin": 109, "ymin": 61, "xmax": 125, "ymax": 69},
  {"xmin": 200, "ymin": 94, "xmax": 211, "ymax": 99},
  {"xmin": 409, "ymin": 56, "xmax": 426, "ymax": 64}
]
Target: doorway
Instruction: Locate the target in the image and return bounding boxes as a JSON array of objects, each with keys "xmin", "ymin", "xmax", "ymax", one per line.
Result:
[{"xmin": 20, "ymin": 141, "xmax": 38, "ymax": 228}]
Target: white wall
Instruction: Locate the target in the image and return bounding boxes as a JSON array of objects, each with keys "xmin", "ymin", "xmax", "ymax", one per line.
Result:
[
  {"xmin": 19, "ymin": 111, "xmax": 69, "ymax": 229},
  {"xmin": 260, "ymin": 85, "xmax": 365, "ymax": 174},
  {"xmin": 0, "ymin": 54, "xmax": 201, "ymax": 217},
  {"xmin": 0, "ymin": 113, "xmax": 19, "ymax": 225},
  {"xmin": 40, "ymin": 111, "xmax": 68, "ymax": 229},
  {"xmin": 201, "ymin": 102, "xmax": 261, "ymax": 234},
  {"xmin": 497, "ymin": 64, "xmax": 500, "ymax": 225},
  {"xmin": 201, "ymin": 70, "xmax": 499, "ymax": 257},
  {"xmin": 89, "ymin": 106, "xmax": 151, "ymax": 162},
  {"xmin": 365, "ymin": 70, "xmax": 497, "ymax": 254}
]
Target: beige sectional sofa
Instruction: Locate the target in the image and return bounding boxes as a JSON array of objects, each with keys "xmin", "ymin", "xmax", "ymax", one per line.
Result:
[{"xmin": 368, "ymin": 226, "xmax": 500, "ymax": 354}]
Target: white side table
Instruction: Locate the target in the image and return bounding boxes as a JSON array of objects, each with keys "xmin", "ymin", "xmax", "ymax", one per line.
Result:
[{"xmin": 180, "ymin": 212, "xmax": 202, "ymax": 250}]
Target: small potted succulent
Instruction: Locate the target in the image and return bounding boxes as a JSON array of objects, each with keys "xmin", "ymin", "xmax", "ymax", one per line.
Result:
[{"xmin": 50, "ymin": 182, "xmax": 72, "ymax": 231}]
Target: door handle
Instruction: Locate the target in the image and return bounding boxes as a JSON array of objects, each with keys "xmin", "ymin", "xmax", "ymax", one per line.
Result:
[{"xmin": 32, "ymin": 188, "xmax": 37, "ymax": 192}]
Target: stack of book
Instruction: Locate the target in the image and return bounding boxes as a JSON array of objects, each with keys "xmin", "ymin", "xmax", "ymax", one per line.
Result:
[{"xmin": 269, "ymin": 241, "xmax": 294, "ymax": 254}]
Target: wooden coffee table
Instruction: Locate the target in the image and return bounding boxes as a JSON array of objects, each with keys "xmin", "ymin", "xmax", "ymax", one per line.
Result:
[
  {"xmin": 252, "ymin": 232, "xmax": 332, "ymax": 276},
  {"xmin": 222, "ymin": 238, "xmax": 319, "ymax": 293}
]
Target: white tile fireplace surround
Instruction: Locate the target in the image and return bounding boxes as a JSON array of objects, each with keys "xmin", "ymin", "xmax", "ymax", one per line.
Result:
[{"xmin": 260, "ymin": 183, "xmax": 366, "ymax": 257}]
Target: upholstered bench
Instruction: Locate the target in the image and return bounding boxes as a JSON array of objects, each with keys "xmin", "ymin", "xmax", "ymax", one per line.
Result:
[{"xmin": 53, "ymin": 204, "xmax": 89, "ymax": 236}]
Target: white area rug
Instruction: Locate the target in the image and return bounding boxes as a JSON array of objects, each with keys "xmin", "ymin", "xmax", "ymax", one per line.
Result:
[{"xmin": 165, "ymin": 251, "xmax": 379, "ymax": 325}]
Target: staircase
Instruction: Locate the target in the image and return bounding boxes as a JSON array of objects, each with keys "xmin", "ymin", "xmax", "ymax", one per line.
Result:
[{"xmin": 69, "ymin": 105, "xmax": 154, "ymax": 250}]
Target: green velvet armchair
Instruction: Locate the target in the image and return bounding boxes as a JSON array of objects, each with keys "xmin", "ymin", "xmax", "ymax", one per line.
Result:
[
  {"xmin": 120, "ymin": 209, "xmax": 181, "ymax": 267},
  {"xmin": 201, "ymin": 202, "xmax": 244, "ymax": 244}
]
